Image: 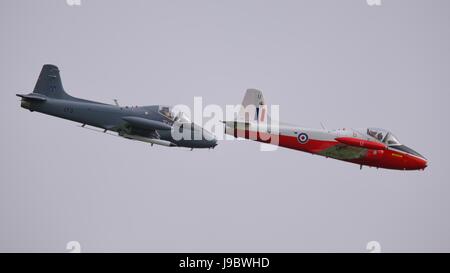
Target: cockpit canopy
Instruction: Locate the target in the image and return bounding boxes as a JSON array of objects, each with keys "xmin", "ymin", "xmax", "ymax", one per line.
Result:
[
  {"xmin": 366, "ymin": 128, "xmax": 401, "ymax": 145},
  {"xmin": 158, "ymin": 106, "xmax": 175, "ymax": 120},
  {"xmin": 158, "ymin": 106, "xmax": 191, "ymax": 123},
  {"xmin": 174, "ymin": 111, "xmax": 191, "ymax": 123}
]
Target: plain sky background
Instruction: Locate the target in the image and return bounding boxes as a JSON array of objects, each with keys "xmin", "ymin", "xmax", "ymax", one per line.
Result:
[{"xmin": 1, "ymin": 0, "xmax": 449, "ymax": 252}]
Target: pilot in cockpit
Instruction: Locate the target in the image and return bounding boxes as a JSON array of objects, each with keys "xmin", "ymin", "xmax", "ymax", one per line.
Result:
[
  {"xmin": 366, "ymin": 128, "xmax": 400, "ymax": 146},
  {"xmin": 173, "ymin": 111, "xmax": 191, "ymax": 123},
  {"xmin": 159, "ymin": 106, "xmax": 174, "ymax": 120}
]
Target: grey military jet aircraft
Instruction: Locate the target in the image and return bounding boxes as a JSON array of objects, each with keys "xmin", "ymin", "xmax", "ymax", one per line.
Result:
[{"xmin": 17, "ymin": 65, "xmax": 217, "ymax": 149}]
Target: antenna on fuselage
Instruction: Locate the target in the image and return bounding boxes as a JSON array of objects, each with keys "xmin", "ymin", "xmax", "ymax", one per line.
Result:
[
  {"xmin": 113, "ymin": 99, "xmax": 119, "ymax": 106},
  {"xmin": 320, "ymin": 122, "xmax": 327, "ymax": 130}
]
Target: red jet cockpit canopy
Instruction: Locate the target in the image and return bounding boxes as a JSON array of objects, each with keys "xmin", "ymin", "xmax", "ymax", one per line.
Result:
[{"xmin": 366, "ymin": 128, "xmax": 401, "ymax": 145}]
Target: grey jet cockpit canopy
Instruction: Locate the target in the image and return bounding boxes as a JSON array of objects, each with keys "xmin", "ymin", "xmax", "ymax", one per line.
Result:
[
  {"xmin": 157, "ymin": 105, "xmax": 191, "ymax": 123},
  {"xmin": 158, "ymin": 106, "xmax": 175, "ymax": 120},
  {"xmin": 366, "ymin": 128, "xmax": 401, "ymax": 145},
  {"xmin": 174, "ymin": 111, "xmax": 191, "ymax": 123}
]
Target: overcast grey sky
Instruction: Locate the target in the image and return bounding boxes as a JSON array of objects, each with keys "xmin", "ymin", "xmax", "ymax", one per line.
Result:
[{"xmin": 1, "ymin": 0, "xmax": 449, "ymax": 252}]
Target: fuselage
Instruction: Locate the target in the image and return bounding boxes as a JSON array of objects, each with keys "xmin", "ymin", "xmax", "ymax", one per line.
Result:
[
  {"xmin": 20, "ymin": 97, "xmax": 217, "ymax": 149},
  {"xmin": 225, "ymin": 121, "xmax": 427, "ymax": 170}
]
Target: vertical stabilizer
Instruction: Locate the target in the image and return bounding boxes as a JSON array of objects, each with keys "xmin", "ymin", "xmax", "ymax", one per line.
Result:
[
  {"xmin": 238, "ymin": 89, "xmax": 268, "ymax": 123},
  {"xmin": 33, "ymin": 64, "xmax": 70, "ymax": 99}
]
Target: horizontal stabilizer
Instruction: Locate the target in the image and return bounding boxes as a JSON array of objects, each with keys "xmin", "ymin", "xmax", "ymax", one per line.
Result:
[
  {"xmin": 122, "ymin": 116, "xmax": 172, "ymax": 131},
  {"xmin": 16, "ymin": 93, "xmax": 47, "ymax": 102},
  {"xmin": 222, "ymin": 120, "xmax": 250, "ymax": 127}
]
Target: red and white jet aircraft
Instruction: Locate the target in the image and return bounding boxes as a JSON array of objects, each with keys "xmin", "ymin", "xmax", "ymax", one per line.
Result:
[{"xmin": 224, "ymin": 89, "xmax": 427, "ymax": 171}]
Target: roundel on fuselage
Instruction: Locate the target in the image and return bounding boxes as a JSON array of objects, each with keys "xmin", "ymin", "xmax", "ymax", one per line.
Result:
[{"xmin": 297, "ymin": 133, "xmax": 309, "ymax": 144}]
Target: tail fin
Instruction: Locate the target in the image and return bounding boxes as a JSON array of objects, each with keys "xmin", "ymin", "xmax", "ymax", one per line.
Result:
[
  {"xmin": 238, "ymin": 89, "xmax": 269, "ymax": 123},
  {"xmin": 33, "ymin": 64, "xmax": 70, "ymax": 99}
]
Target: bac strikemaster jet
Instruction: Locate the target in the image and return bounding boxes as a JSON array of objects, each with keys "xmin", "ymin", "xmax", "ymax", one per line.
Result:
[
  {"xmin": 17, "ymin": 65, "xmax": 217, "ymax": 149},
  {"xmin": 224, "ymin": 89, "xmax": 427, "ymax": 170}
]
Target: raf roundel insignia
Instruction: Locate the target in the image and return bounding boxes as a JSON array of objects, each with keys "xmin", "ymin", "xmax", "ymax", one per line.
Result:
[{"xmin": 297, "ymin": 133, "xmax": 309, "ymax": 144}]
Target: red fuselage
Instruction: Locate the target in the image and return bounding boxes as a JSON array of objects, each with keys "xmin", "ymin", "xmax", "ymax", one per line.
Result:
[{"xmin": 227, "ymin": 124, "xmax": 427, "ymax": 171}]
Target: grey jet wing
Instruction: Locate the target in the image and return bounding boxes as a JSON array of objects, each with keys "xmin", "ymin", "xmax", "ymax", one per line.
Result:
[{"xmin": 119, "ymin": 116, "xmax": 177, "ymax": 147}]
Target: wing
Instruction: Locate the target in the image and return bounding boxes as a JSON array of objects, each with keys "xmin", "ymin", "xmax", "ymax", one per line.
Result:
[
  {"xmin": 318, "ymin": 143, "xmax": 368, "ymax": 160},
  {"xmin": 120, "ymin": 116, "xmax": 171, "ymax": 138},
  {"xmin": 119, "ymin": 116, "xmax": 176, "ymax": 147},
  {"xmin": 122, "ymin": 116, "xmax": 172, "ymax": 131},
  {"xmin": 17, "ymin": 93, "xmax": 47, "ymax": 102},
  {"xmin": 317, "ymin": 136, "xmax": 387, "ymax": 160}
]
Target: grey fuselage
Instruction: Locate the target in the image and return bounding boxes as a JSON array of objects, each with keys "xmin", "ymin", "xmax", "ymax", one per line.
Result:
[
  {"xmin": 21, "ymin": 97, "xmax": 216, "ymax": 149},
  {"xmin": 18, "ymin": 64, "xmax": 216, "ymax": 149}
]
